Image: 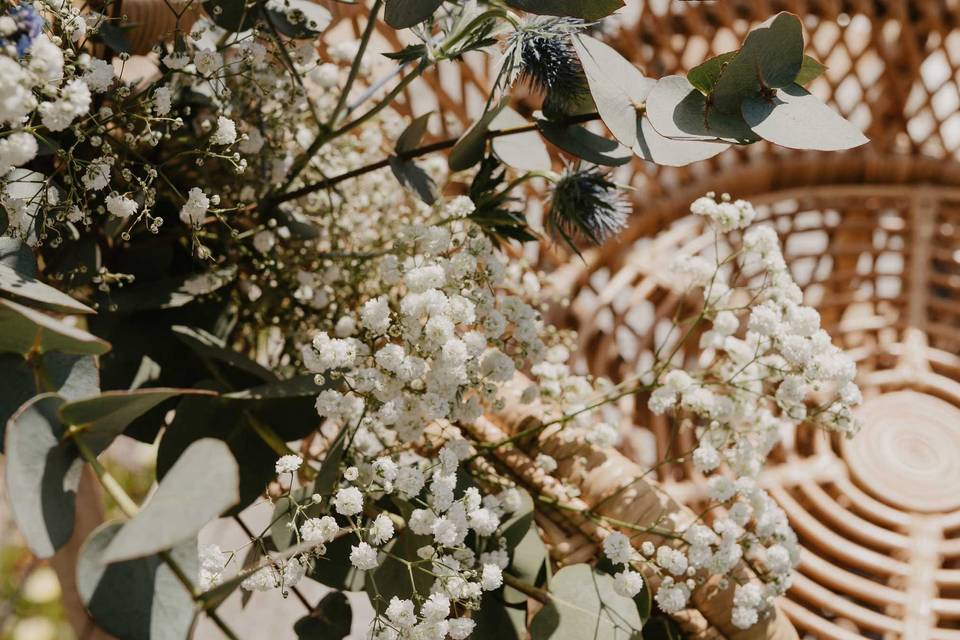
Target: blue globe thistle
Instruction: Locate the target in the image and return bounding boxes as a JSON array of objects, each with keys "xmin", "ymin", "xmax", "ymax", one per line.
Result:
[
  {"xmin": 502, "ymin": 18, "xmax": 591, "ymax": 116},
  {"xmin": 2, "ymin": 4, "xmax": 43, "ymax": 56},
  {"xmin": 547, "ymin": 168, "xmax": 631, "ymax": 247}
]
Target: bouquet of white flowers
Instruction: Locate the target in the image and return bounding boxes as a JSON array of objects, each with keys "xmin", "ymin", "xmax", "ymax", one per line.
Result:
[{"xmin": 0, "ymin": 1, "xmax": 868, "ymax": 638}]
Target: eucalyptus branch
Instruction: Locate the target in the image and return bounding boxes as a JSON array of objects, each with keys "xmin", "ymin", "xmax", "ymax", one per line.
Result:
[
  {"xmin": 272, "ymin": 111, "xmax": 602, "ymax": 206},
  {"xmin": 72, "ymin": 436, "xmax": 243, "ymax": 640}
]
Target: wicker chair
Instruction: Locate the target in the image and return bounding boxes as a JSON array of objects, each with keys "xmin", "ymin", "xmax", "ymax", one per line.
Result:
[{"xmin": 539, "ymin": 2, "xmax": 960, "ymax": 639}]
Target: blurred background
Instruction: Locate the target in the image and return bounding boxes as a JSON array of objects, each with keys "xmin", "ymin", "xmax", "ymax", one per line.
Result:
[{"xmin": 4, "ymin": 0, "xmax": 960, "ymax": 639}]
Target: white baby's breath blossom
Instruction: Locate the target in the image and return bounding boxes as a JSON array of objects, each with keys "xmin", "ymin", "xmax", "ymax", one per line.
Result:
[{"xmin": 275, "ymin": 454, "xmax": 302, "ymax": 474}]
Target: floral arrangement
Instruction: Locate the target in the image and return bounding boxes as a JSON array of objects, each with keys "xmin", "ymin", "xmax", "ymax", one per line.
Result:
[{"xmin": 0, "ymin": 1, "xmax": 867, "ymax": 639}]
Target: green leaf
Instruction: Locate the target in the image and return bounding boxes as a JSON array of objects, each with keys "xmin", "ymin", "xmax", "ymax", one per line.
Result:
[
  {"xmin": 366, "ymin": 529, "xmax": 433, "ymax": 613},
  {"xmin": 641, "ymin": 615, "xmax": 682, "ymax": 640},
  {"xmin": 0, "ymin": 206, "xmax": 7, "ymax": 235},
  {"xmin": 505, "ymin": 0, "xmax": 623, "ymax": 21},
  {"xmin": 0, "ymin": 262, "xmax": 94, "ymax": 314},
  {"xmin": 0, "ymin": 353, "xmax": 98, "ymax": 451},
  {"xmin": 633, "ymin": 118, "xmax": 729, "ymax": 167},
  {"xmin": 172, "ymin": 325, "xmax": 277, "ymax": 383},
  {"xmin": 711, "ymin": 12, "xmax": 805, "ymax": 114},
  {"xmin": 96, "ymin": 23, "xmax": 132, "ymax": 54},
  {"xmin": 309, "ymin": 535, "xmax": 366, "ymax": 592},
  {"xmin": 77, "ymin": 522, "xmax": 196, "ymax": 640},
  {"xmin": 572, "ymin": 35, "xmax": 650, "ymax": 148},
  {"xmin": 384, "ymin": 0, "xmax": 444, "ymax": 29},
  {"xmin": 4, "ymin": 394, "xmax": 79, "ymax": 558},
  {"xmin": 499, "ymin": 488, "xmax": 535, "ymax": 552},
  {"xmin": 537, "ymin": 120, "xmax": 632, "ymax": 166},
  {"xmin": 742, "ymin": 83, "xmax": 869, "ymax": 151},
  {"xmin": 509, "ymin": 523, "xmax": 547, "ymax": 586},
  {"xmin": 102, "ymin": 439, "xmax": 239, "ymax": 562},
  {"xmin": 266, "ymin": 0, "xmax": 332, "ymax": 38},
  {"xmin": 389, "ymin": 156, "xmax": 439, "ymax": 205},
  {"xmin": 203, "ymin": 0, "xmax": 261, "ymax": 32},
  {"xmin": 103, "ymin": 267, "xmax": 236, "ymax": 312},
  {"xmin": 795, "ymin": 54, "xmax": 827, "ymax": 86},
  {"xmin": 449, "ymin": 98, "xmax": 509, "ymax": 172},
  {"xmin": 396, "ymin": 112, "xmax": 432, "ymax": 153},
  {"xmin": 312, "ymin": 427, "xmax": 347, "ymax": 510},
  {"xmin": 61, "ymin": 388, "xmax": 213, "ymax": 454},
  {"xmin": 645, "ymin": 75, "xmax": 758, "ymax": 143},
  {"xmin": 490, "ymin": 107, "xmax": 552, "ymax": 172},
  {"xmin": 0, "ymin": 238, "xmax": 36, "ymax": 276},
  {"xmin": 530, "ymin": 564, "xmax": 643, "ymax": 640},
  {"xmin": 687, "ymin": 51, "xmax": 736, "ymax": 94},
  {"xmin": 474, "ymin": 591, "xmax": 524, "ymax": 640},
  {"xmin": 0, "ymin": 298, "xmax": 110, "ymax": 356},
  {"xmin": 295, "ymin": 591, "xmax": 352, "ymax": 639},
  {"xmin": 157, "ymin": 393, "xmax": 275, "ymax": 513}
]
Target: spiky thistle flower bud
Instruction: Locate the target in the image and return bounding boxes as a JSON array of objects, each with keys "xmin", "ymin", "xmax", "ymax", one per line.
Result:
[
  {"xmin": 501, "ymin": 17, "xmax": 592, "ymax": 117},
  {"xmin": 547, "ymin": 167, "xmax": 630, "ymax": 247}
]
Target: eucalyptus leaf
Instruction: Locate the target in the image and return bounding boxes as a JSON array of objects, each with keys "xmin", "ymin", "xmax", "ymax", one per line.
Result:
[
  {"xmin": 295, "ymin": 591, "xmax": 352, "ymax": 640},
  {"xmin": 0, "ymin": 238, "xmax": 36, "ymax": 276},
  {"xmin": 645, "ymin": 75, "xmax": 758, "ymax": 143},
  {"xmin": 203, "ymin": 0, "xmax": 261, "ymax": 32},
  {"xmin": 77, "ymin": 522, "xmax": 197, "ymax": 640},
  {"xmin": 158, "ymin": 394, "xmax": 276, "ymax": 513},
  {"xmin": 572, "ymin": 35, "xmax": 651, "ymax": 148},
  {"xmin": 474, "ymin": 591, "xmax": 524, "ymax": 640},
  {"xmin": 366, "ymin": 529, "xmax": 433, "ymax": 613},
  {"xmin": 537, "ymin": 120, "xmax": 632, "ymax": 166},
  {"xmin": 505, "ymin": 0, "xmax": 623, "ymax": 20},
  {"xmin": 448, "ymin": 99, "xmax": 509, "ymax": 172},
  {"xmin": 308, "ymin": 535, "xmax": 366, "ymax": 592},
  {"xmin": 742, "ymin": 83, "xmax": 869, "ymax": 151},
  {"xmin": 266, "ymin": 0, "xmax": 332, "ymax": 38},
  {"xmin": 499, "ymin": 488, "xmax": 534, "ymax": 551},
  {"xmin": 795, "ymin": 55, "xmax": 827, "ymax": 86},
  {"xmin": 0, "ymin": 262, "xmax": 94, "ymax": 314},
  {"xmin": 529, "ymin": 564, "xmax": 643, "ymax": 639},
  {"xmin": 633, "ymin": 118, "xmax": 729, "ymax": 167},
  {"xmin": 396, "ymin": 112, "xmax": 432, "ymax": 153},
  {"xmin": 102, "ymin": 439, "xmax": 239, "ymax": 562},
  {"xmin": 490, "ymin": 107, "xmax": 552, "ymax": 172},
  {"xmin": 4, "ymin": 394, "xmax": 80, "ymax": 558},
  {"xmin": 0, "ymin": 353, "xmax": 98, "ymax": 450},
  {"xmin": 711, "ymin": 12, "xmax": 805, "ymax": 114},
  {"xmin": 61, "ymin": 387, "xmax": 215, "ymax": 455},
  {"xmin": 0, "ymin": 298, "xmax": 110, "ymax": 356},
  {"xmin": 686, "ymin": 51, "xmax": 736, "ymax": 94},
  {"xmin": 384, "ymin": 0, "xmax": 444, "ymax": 29},
  {"xmin": 103, "ymin": 267, "xmax": 236, "ymax": 312},
  {"xmin": 172, "ymin": 325, "xmax": 277, "ymax": 383},
  {"xmin": 389, "ymin": 156, "xmax": 439, "ymax": 205}
]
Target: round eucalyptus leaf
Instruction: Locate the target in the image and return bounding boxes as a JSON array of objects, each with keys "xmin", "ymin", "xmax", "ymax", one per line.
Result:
[
  {"xmin": 633, "ymin": 118, "xmax": 728, "ymax": 167},
  {"xmin": 490, "ymin": 107, "xmax": 552, "ymax": 172},
  {"xmin": 294, "ymin": 591, "xmax": 352, "ymax": 640},
  {"xmin": 0, "ymin": 207, "xmax": 9, "ymax": 237},
  {"xmin": 742, "ymin": 83, "xmax": 869, "ymax": 151},
  {"xmin": 102, "ymin": 439, "xmax": 239, "ymax": 563},
  {"xmin": 686, "ymin": 51, "xmax": 736, "ymax": 95},
  {"xmin": 0, "ymin": 353, "xmax": 98, "ymax": 450},
  {"xmin": 384, "ymin": 0, "xmax": 444, "ymax": 29},
  {"xmin": 537, "ymin": 120, "xmax": 632, "ymax": 166},
  {"xmin": 711, "ymin": 12, "xmax": 804, "ymax": 115},
  {"xmin": 308, "ymin": 535, "xmax": 366, "ymax": 592},
  {"xmin": 203, "ymin": 0, "xmax": 261, "ymax": 33},
  {"xmin": 0, "ymin": 298, "xmax": 110, "ymax": 356},
  {"xmin": 498, "ymin": 488, "xmax": 534, "ymax": 551},
  {"xmin": 530, "ymin": 564, "xmax": 643, "ymax": 640},
  {"xmin": 266, "ymin": 0, "xmax": 332, "ymax": 38},
  {"xmin": 77, "ymin": 522, "xmax": 197, "ymax": 640},
  {"xmin": 0, "ymin": 238, "xmax": 36, "ymax": 276},
  {"xmin": 645, "ymin": 75, "xmax": 758, "ymax": 143},
  {"xmin": 365, "ymin": 530, "xmax": 433, "ymax": 614},
  {"xmin": 4, "ymin": 394, "xmax": 79, "ymax": 558},
  {"xmin": 572, "ymin": 34, "xmax": 652, "ymax": 148}
]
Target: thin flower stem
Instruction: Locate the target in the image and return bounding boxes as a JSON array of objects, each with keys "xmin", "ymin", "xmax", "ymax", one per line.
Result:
[
  {"xmin": 72, "ymin": 436, "xmax": 243, "ymax": 640},
  {"xmin": 331, "ymin": 0, "xmax": 385, "ymax": 126}
]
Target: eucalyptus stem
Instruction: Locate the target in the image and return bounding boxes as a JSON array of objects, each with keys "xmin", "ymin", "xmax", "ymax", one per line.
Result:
[
  {"xmin": 502, "ymin": 571, "xmax": 550, "ymax": 603},
  {"xmin": 72, "ymin": 435, "xmax": 243, "ymax": 640}
]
